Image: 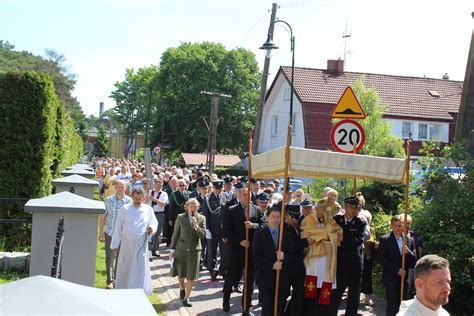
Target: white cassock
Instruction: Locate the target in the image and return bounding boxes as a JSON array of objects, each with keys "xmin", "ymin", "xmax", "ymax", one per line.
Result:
[
  {"xmin": 306, "ymin": 223, "xmax": 337, "ymax": 289},
  {"xmin": 111, "ymin": 203, "xmax": 158, "ymax": 296}
]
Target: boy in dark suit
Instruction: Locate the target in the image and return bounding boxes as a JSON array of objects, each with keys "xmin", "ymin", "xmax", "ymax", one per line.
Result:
[
  {"xmin": 253, "ymin": 206, "xmax": 294, "ymax": 316},
  {"xmin": 378, "ymin": 215, "xmax": 417, "ymax": 316}
]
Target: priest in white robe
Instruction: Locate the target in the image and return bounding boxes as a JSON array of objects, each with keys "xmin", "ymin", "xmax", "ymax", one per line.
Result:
[{"xmin": 111, "ymin": 187, "xmax": 158, "ymax": 296}]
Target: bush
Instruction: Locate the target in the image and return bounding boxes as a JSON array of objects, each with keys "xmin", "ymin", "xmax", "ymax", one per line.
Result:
[
  {"xmin": 0, "ymin": 71, "xmax": 83, "ymax": 251},
  {"xmin": 412, "ymin": 142, "xmax": 473, "ymax": 315},
  {"xmin": 359, "ymin": 182, "xmax": 404, "ymax": 215},
  {"xmin": 214, "ymin": 166, "xmax": 248, "ymax": 178}
]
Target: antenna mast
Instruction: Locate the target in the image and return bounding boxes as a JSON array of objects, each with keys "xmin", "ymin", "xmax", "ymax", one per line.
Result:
[{"xmin": 342, "ymin": 20, "xmax": 352, "ymax": 64}]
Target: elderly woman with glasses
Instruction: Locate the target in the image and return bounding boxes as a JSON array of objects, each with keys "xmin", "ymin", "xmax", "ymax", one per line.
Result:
[{"xmin": 170, "ymin": 198, "xmax": 206, "ymax": 307}]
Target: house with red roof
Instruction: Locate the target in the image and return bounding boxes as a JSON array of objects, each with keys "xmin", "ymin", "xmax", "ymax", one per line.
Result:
[{"xmin": 257, "ymin": 60, "xmax": 463, "ymax": 157}]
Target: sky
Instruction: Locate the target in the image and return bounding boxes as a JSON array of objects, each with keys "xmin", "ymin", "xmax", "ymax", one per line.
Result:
[{"xmin": 1, "ymin": 0, "xmax": 472, "ymax": 116}]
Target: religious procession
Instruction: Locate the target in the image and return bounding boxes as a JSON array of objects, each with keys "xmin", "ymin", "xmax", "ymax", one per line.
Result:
[{"xmin": 94, "ymin": 153, "xmax": 452, "ymax": 316}]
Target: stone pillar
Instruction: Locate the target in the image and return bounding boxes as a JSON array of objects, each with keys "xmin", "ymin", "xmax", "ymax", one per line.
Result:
[
  {"xmin": 52, "ymin": 174, "xmax": 98, "ymax": 200},
  {"xmin": 25, "ymin": 192, "xmax": 105, "ymax": 287},
  {"xmin": 66, "ymin": 164, "xmax": 94, "ymax": 172},
  {"xmin": 61, "ymin": 168, "xmax": 96, "ymax": 179}
]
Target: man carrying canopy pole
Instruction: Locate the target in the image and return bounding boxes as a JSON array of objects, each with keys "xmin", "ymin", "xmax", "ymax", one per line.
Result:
[
  {"xmin": 273, "ymin": 125, "xmax": 293, "ymax": 316},
  {"xmin": 222, "ymin": 166, "xmax": 264, "ymax": 313}
]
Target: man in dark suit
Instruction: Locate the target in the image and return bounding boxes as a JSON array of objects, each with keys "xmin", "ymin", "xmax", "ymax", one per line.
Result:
[
  {"xmin": 378, "ymin": 215, "xmax": 417, "ymax": 316},
  {"xmin": 222, "ymin": 184, "xmax": 265, "ymax": 314},
  {"xmin": 331, "ymin": 196, "xmax": 366, "ymax": 316},
  {"xmin": 254, "ymin": 206, "xmax": 294, "ymax": 316},
  {"xmin": 169, "ymin": 179, "xmax": 190, "ymax": 242},
  {"xmin": 283, "ymin": 200, "xmax": 313, "ymax": 316}
]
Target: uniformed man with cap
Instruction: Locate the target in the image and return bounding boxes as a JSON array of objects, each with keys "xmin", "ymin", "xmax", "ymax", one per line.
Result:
[
  {"xmin": 195, "ymin": 179, "xmax": 210, "ymax": 269},
  {"xmin": 202, "ymin": 179, "xmax": 229, "ymax": 281},
  {"xmin": 189, "ymin": 175, "xmax": 208, "ymax": 199},
  {"xmin": 223, "ymin": 176, "xmax": 235, "ymax": 201},
  {"xmin": 331, "ymin": 196, "xmax": 367, "ymax": 316},
  {"xmin": 256, "ymin": 193, "xmax": 270, "ymax": 220},
  {"xmin": 222, "ymin": 182, "xmax": 265, "ymax": 314},
  {"xmin": 220, "ymin": 181, "xmax": 241, "ymax": 293},
  {"xmin": 249, "ymin": 178, "xmax": 259, "ymax": 205}
]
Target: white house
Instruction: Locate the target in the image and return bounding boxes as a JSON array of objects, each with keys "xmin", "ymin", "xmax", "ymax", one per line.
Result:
[{"xmin": 258, "ymin": 60, "xmax": 463, "ymax": 157}]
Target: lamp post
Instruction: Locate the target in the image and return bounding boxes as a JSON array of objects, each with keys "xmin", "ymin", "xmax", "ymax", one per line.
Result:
[
  {"xmin": 260, "ymin": 20, "xmax": 296, "ymax": 316},
  {"xmin": 260, "ymin": 20, "xmax": 295, "ymax": 145}
]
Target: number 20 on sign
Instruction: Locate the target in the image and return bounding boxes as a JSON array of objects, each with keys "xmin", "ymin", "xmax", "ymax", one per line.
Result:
[{"xmin": 330, "ymin": 119, "xmax": 366, "ymax": 153}]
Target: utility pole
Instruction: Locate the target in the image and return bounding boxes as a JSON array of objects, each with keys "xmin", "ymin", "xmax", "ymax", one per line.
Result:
[
  {"xmin": 201, "ymin": 91, "xmax": 232, "ymax": 174},
  {"xmin": 253, "ymin": 3, "xmax": 278, "ymax": 154},
  {"xmin": 455, "ymin": 12, "xmax": 474, "ymax": 156}
]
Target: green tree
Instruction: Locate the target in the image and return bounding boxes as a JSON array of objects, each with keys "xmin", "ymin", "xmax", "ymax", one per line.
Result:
[
  {"xmin": 349, "ymin": 77, "xmax": 405, "ymax": 158},
  {"xmin": 92, "ymin": 125, "xmax": 108, "ymax": 157},
  {"xmin": 110, "ymin": 66, "xmax": 158, "ymax": 157},
  {"xmin": 154, "ymin": 42, "xmax": 260, "ymax": 154},
  {"xmin": 0, "ymin": 41, "xmax": 85, "ymax": 127},
  {"xmin": 411, "ymin": 141, "xmax": 473, "ymax": 315}
]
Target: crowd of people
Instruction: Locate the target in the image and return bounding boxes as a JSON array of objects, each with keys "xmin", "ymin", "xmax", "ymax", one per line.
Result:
[{"xmin": 94, "ymin": 157, "xmax": 452, "ymax": 316}]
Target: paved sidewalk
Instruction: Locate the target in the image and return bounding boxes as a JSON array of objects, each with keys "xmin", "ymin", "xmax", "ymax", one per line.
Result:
[{"xmin": 151, "ymin": 244, "xmax": 386, "ymax": 315}]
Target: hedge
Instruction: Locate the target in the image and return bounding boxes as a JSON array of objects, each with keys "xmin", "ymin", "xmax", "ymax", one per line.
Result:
[{"xmin": 0, "ymin": 71, "xmax": 83, "ymax": 251}]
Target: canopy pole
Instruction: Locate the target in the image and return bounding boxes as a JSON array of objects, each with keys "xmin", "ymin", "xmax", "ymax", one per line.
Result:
[
  {"xmin": 400, "ymin": 138, "xmax": 411, "ymax": 302},
  {"xmin": 243, "ymin": 132, "xmax": 253, "ymax": 312},
  {"xmin": 274, "ymin": 125, "xmax": 292, "ymax": 316}
]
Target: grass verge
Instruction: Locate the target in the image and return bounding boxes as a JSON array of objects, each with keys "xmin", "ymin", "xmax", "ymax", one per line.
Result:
[{"xmin": 0, "ymin": 270, "xmax": 28, "ymax": 285}]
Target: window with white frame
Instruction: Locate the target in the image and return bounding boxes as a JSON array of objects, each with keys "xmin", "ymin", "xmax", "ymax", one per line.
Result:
[
  {"xmin": 283, "ymin": 88, "xmax": 290, "ymax": 102},
  {"xmin": 402, "ymin": 121, "xmax": 412, "ymax": 139},
  {"xmin": 418, "ymin": 124, "xmax": 428, "ymax": 140},
  {"xmin": 429, "ymin": 124, "xmax": 441, "ymax": 140},
  {"xmin": 418, "ymin": 123, "xmax": 442, "ymax": 140},
  {"xmin": 271, "ymin": 115, "xmax": 278, "ymax": 136}
]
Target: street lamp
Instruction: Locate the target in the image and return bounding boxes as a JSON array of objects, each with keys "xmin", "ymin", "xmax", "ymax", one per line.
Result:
[{"xmin": 260, "ymin": 20, "xmax": 295, "ymax": 142}]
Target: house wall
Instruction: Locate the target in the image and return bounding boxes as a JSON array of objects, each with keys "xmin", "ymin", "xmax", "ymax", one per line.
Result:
[{"xmin": 259, "ymin": 75, "xmax": 305, "ymax": 153}]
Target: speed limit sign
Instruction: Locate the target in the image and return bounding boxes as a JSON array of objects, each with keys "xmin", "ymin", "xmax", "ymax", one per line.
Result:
[{"xmin": 330, "ymin": 119, "xmax": 365, "ymax": 153}]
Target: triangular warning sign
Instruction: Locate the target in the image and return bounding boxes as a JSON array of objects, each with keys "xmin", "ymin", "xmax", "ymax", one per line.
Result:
[{"xmin": 331, "ymin": 86, "xmax": 366, "ymax": 119}]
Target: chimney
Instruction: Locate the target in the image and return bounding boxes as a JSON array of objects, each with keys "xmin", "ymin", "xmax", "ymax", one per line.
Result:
[
  {"xmin": 327, "ymin": 59, "xmax": 344, "ymax": 74},
  {"xmin": 99, "ymin": 102, "xmax": 104, "ymax": 116}
]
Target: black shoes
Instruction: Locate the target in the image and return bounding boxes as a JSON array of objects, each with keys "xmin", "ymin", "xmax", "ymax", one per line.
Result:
[
  {"xmin": 182, "ymin": 298, "xmax": 192, "ymax": 307},
  {"xmin": 179, "ymin": 289, "xmax": 185, "ymax": 299},
  {"xmin": 151, "ymin": 251, "xmax": 160, "ymax": 257},
  {"xmin": 223, "ymin": 301, "xmax": 230, "ymax": 312},
  {"xmin": 233, "ymin": 285, "xmax": 242, "ymax": 293},
  {"xmin": 210, "ymin": 271, "xmax": 218, "ymax": 281}
]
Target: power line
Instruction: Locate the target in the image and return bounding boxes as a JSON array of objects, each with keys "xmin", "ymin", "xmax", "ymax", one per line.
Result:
[{"xmin": 233, "ymin": 11, "xmax": 270, "ymax": 48}]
